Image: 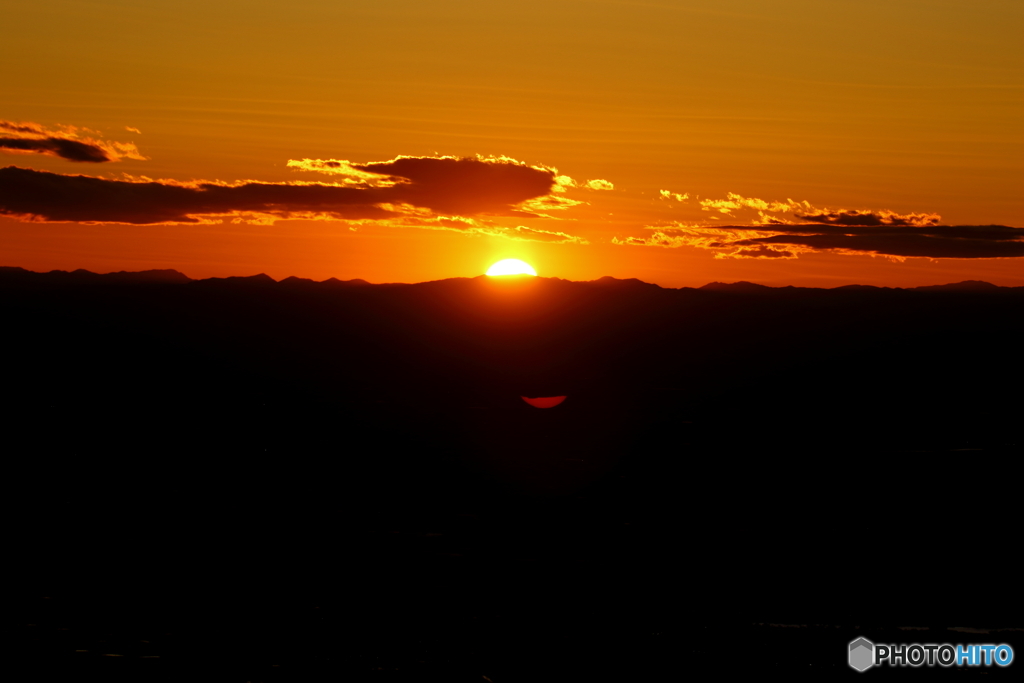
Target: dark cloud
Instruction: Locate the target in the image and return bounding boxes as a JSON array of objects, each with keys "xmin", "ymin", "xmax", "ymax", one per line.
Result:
[
  {"xmin": 0, "ymin": 156, "xmax": 559, "ymax": 224},
  {"xmin": 619, "ymin": 221, "xmax": 1024, "ymax": 259},
  {"xmin": 733, "ymin": 226, "xmax": 1024, "ymax": 259},
  {"xmin": 796, "ymin": 208, "xmax": 940, "ymax": 228},
  {"xmin": 0, "ymin": 167, "xmax": 398, "ymax": 224},
  {"xmin": 753, "ymin": 214, "xmax": 790, "ymax": 225},
  {"xmin": 743, "ymin": 222, "xmax": 1024, "ymax": 242},
  {"xmin": 0, "ymin": 137, "xmax": 111, "ymax": 162},
  {"xmin": 0, "ymin": 121, "xmax": 48, "ymax": 135},
  {"xmin": 0, "ymin": 119, "xmax": 145, "ymax": 163},
  {"xmin": 730, "ymin": 245, "xmax": 796, "ymax": 259},
  {"xmin": 351, "ymin": 156, "xmax": 555, "ymax": 215}
]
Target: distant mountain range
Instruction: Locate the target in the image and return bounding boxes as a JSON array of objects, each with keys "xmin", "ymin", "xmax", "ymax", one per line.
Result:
[
  {"xmin": 4, "ymin": 262, "xmax": 1021, "ymax": 422},
  {"xmin": 5, "ymin": 261, "xmax": 1020, "ymax": 632},
  {"xmin": 4, "ymin": 263, "xmax": 1021, "ymax": 434},
  {"xmin": 0, "ymin": 265, "xmax": 1017, "ymax": 291}
]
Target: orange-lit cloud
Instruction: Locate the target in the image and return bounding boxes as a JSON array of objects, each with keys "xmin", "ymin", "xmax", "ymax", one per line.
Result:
[
  {"xmin": 286, "ymin": 158, "xmax": 404, "ymax": 186},
  {"xmin": 288, "ymin": 155, "xmax": 559, "ymax": 216},
  {"xmin": 616, "ymin": 220, "xmax": 1024, "ymax": 260},
  {"xmin": 0, "ymin": 156, "xmax": 575, "ymax": 227},
  {"xmin": 296, "ymin": 156, "xmax": 607, "ymax": 218},
  {"xmin": 694, "ymin": 192, "xmax": 941, "ymax": 229},
  {"xmin": 796, "ymin": 208, "xmax": 941, "ymax": 227},
  {"xmin": 507, "ymin": 225, "xmax": 588, "ymax": 244},
  {"xmin": 752, "ymin": 212, "xmax": 792, "ymax": 225},
  {"xmin": 730, "ymin": 224, "xmax": 1024, "ymax": 259},
  {"xmin": 660, "ymin": 190, "xmax": 689, "ymax": 203},
  {"xmin": 620, "ymin": 190, "xmax": 1023, "ymax": 259},
  {"xmin": 386, "ymin": 215, "xmax": 588, "ymax": 244},
  {"xmin": 0, "ymin": 120, "xmax": 145, "ymax": 163},
  {"xmin": 729, "ymin": 245, "xmax": 798, "ymax": 259},
  {"xmin": 352, "ymin": 155, "xmax": 557, "ymax": 216},
  {"xmin": 613, "ymin": 226, "xmax": 799, "ymax": 259},
  {"xmin": 544, "ymin": 175, "xmax": 613, "ymax": 193},
  {"xmin": 699, "ymin": 192, "xmax": 806, "ymax": 215},
  {"xmin": 518, "ymin": 193, "xmax": 585, "ymax": 217},
  {"xmin": 0, "ymin": 167, "xmax": 398, "ymax": 224}
]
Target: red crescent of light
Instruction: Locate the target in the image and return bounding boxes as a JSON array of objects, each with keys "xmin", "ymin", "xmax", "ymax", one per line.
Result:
[{"xmin": 520, "ymin": 396, "xmax": 567, "ymax": 409}]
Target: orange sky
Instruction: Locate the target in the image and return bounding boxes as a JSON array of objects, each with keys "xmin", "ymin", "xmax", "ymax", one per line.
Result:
[{"xmin": 1, "ymin": 0, "xmax": 1022, "ymax": 287}]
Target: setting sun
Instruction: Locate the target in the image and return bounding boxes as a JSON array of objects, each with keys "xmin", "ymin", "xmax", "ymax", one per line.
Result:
[{"xmin": 486, "ymin": 259, "xmax": 537, "ymax": 277}]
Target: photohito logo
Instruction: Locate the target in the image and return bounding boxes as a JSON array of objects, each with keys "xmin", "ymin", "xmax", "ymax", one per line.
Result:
[{"xmin": 849, "ymin": 637, "xmax": 1014, "ymax": 671}]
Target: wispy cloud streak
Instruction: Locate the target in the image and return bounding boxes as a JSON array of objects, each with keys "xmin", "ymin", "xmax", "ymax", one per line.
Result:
[
  {"xmin": 616, "ymin": 221, "xmax": 1024, "ymax": 259},
  {"xmin": 0, "ymin": 120, "xmax": 145, "ymax": 163},
  {"xmin": 618, "ymin": 189, "xmax": 1024, "ymax": 259}
]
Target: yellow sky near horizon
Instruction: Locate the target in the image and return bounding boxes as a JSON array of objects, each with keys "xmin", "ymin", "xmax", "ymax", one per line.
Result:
[{"xmin": 1, "ymin": 0, "xmax": 1022, "ymax": 286}]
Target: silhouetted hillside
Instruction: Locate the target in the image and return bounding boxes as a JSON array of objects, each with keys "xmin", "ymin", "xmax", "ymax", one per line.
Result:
[
  {"xmin": 4, "ymin": 266, "xmax": 1022, "ymax": 680},
  {"xmin": 913, "ymin": 279, "xmax": 1002, "ymax": 291},
  {"xmin": 0, "ymin": 265, "xmax": 192, "ymax": 285},
  {"xmin": 699, "ymin": 280, "xmax": 771, "ymax": 291},
  {"xmin": 3, "ymin": 266, "xmax": 1022, "ymax": 444}
]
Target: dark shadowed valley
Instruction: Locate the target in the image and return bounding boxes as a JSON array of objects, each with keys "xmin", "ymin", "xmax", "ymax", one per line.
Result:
[{"xmin": 4, "ymin": 267, "xmax": 1021, "ymax": 680}]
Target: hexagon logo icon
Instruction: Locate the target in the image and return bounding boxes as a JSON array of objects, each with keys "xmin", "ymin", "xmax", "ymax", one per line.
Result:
[{"xmin": 849, "ymin": 637, "xmax": 874, "ymax": 672}]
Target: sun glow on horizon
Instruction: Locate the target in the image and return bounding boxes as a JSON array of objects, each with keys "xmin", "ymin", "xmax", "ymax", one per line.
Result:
[{"xmin": 486, "ymin": 259, "xmax": 537, "ymax": 277}]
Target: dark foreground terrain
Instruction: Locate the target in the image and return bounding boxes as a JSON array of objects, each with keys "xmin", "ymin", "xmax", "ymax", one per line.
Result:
[{"xmin": 3, "ymin": 267, "xmax": 1022, "ymax": 679}]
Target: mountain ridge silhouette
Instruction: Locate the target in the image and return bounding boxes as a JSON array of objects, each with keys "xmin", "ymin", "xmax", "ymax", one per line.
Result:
[
  {"xmin": 4, "ymin": 262, "xmax": 1022, "ymax": 426},
  {"xmin": 4, "ymin": 259, "xmax": 1021, "ymax": 647},
  {"xmin": 1, "ymin": 264, "xmax": 1017, "ymax": 291}
]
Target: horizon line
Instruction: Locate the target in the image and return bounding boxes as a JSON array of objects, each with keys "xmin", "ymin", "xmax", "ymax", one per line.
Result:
[{"xmin": 0, "ymin": 264, "xmax": 1014, "ymax": 291}]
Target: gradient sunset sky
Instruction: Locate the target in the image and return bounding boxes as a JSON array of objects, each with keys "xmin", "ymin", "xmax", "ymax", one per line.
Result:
[{"xmin": 2, "ymin": 0, "xmax": 1021, "ymax": 287}]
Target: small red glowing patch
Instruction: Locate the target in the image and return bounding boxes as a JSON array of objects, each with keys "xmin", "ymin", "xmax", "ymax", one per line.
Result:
[{"xmin": 520, "ymin": 396, "xmax": 567, "ymax": 409}]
